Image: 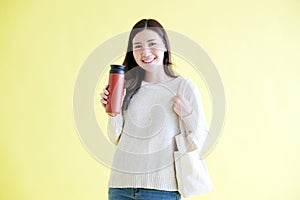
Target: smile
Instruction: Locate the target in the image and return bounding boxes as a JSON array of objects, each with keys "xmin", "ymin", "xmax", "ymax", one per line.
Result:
[{"xmin": 142, "ymin": 57, "xmax": 156, "ymax": 64}]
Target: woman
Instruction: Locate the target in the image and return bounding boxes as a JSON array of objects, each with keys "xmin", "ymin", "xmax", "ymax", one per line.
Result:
[{"xmin": 100, "ymin": 19, "xmax": 209, "ymax": 200}]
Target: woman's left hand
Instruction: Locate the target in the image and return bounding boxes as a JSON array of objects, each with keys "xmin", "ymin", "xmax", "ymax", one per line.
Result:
[{"xmin": 173, "ymin": 94, "xmax": 192, "ymax": 118}]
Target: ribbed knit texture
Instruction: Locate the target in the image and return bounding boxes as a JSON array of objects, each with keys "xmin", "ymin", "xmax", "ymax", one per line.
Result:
[{"xmin": 107, "ymin": 77, "xmax": 209, "ymax": 191}]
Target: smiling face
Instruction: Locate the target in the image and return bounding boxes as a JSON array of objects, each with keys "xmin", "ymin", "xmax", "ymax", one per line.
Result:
[{"xmin": 132, "ymin": 29, "xmax": 167, "ymax": 73}]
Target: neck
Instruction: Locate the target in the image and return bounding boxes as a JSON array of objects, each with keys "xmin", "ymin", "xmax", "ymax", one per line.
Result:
[{"xmin": 144, "ymin": 69, "xmax": 173, "ymax": 83}]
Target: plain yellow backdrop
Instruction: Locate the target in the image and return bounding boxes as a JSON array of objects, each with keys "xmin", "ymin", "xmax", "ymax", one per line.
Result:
[{"xmin": 1, "ymin": 0, "xmax": 300, "ymax": 199}]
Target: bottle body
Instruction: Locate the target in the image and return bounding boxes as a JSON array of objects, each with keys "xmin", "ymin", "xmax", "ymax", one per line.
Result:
[{"xmin": 105, "ymin": 65, "xmax": 125, "ymax": 115}]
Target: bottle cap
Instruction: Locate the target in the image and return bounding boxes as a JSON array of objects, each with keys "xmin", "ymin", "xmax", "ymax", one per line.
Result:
[{"xmin": 110, "ymin": 64, "xmax": 126, "ymax": 74}]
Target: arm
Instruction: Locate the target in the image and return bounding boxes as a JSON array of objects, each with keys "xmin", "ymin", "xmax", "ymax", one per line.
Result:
[
  {"xmin": 107, "ymin": 114, "xmax": 124, "ymax": 145},
  {"xmin": 100, "ymin": 86, "xmax": 125, "ymax": 145},
  {"xmin": 176, "ymin": 79, "xmax": 209, "ymax": 151}
]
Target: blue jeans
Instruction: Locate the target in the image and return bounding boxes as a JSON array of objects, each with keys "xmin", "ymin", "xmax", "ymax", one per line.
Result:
[{"xmin": 108, "ymin": 188, "xmax": 181, "ymax": 200}]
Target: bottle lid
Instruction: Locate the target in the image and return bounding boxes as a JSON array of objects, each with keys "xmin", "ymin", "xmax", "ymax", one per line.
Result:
[{"xmin": 110, "ymin": 64, "xmax": 126, "ymax": 74}]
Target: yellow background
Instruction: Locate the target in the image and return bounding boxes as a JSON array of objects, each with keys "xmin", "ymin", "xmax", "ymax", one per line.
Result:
[{"xmin": 1, "ymin": 0, "xmax": 300, "ymax": 199}]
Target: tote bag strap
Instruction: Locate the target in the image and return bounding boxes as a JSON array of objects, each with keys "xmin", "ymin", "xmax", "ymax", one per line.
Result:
[
  {"xmin": 177, "ymin": 77, "xmax": 189, "ymax": 135},
  {"xmin": 175, "ymin": 78, "xmax": 198, "ymax": 152}
]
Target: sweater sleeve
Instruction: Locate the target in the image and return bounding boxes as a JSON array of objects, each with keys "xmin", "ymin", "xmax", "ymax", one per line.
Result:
[
  {"xmin": 180, "ymin": 79, "xmax": 209, "ymax": 152},
  {"xmin": 107, "ymin": 114, "xmax": 124, "ymax": 145}
]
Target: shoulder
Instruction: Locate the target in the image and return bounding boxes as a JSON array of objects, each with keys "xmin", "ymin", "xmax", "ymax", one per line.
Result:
[
  {"xmin": 176, "ymin": 77, "xmax": 203, "ymax": 100},
  {"xmin": 176, "ymin": 77, "xmax": 197, "ymax": 91}
]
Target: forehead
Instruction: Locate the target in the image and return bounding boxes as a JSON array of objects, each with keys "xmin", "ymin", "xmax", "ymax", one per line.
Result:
[{"xmin": 133, "ymin": 29, "xmax": 163, "ymax": 43}]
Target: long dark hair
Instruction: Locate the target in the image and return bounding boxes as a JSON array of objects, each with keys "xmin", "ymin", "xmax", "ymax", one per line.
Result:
[{"xmin": 122, "ymin": 19, "xmax": 177, "ymax": 111}]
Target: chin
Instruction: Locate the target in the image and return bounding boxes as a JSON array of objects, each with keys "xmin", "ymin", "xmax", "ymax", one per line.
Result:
[{"xmin": 140, "ymin": 64, "xmax": 161, "ymax": 71}]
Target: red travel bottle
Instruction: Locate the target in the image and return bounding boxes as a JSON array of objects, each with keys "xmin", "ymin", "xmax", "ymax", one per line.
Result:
[{"xmin": 105, "ymin": 64, "xmax": 125, "ymax": 115}]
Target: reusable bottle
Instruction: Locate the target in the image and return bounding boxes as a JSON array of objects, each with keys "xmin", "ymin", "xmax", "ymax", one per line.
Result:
[{"xmin": 105, "ymin": 64, "xmax": 125, "ymax": 115}]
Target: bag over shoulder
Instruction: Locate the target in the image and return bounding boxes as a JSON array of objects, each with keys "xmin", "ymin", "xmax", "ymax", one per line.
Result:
[{"xmin": 174, "ymin": 78, "xmax": 214, "ymax": 198}]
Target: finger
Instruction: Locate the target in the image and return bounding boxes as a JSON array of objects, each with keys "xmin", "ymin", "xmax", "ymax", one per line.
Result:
[
  {"xmin": 174, "ymin": 95, "xmax": 190, "ymax": 109},
  {"xmin": 173, "ymin": 106, "xmax": 182, "ymax": 116},
  {"xmin": 100, "ymin": 92, "xmax": 108, "ymax": 99},
  {"xmin": 101, "ymin": 99, "xmax": 107, "ymax": 104},
  {"xmin": 102, "ymin": 87, "xmax": 109, "ymax": 94},
  {"xmin": 104, "ymin": 89, "xmax": 109, "ymax": 95},
  {"xmin": 173, "ymin": 96, "xmax": 180, "ymax": 105},
  {"xmin": 172, "ymin": 101, "xmax": 177, "ymax": 108},
  {"xmin": 173, "ymin": 105, "xmax": 178, "ymax": 113},
  {"xmin": 173, "ymin": 99, "xmax": 183, "ymax": 110},
  {"xmin": 173, "ymin": 103, "xmax": 181, "ymax": 112},
  {"xmin": 174, "ymin": 94, "xmax": 184, "ymax": 101},
  {"xmin": 174, "ymin": 98, "xmax": 183, "ymax": 107}
]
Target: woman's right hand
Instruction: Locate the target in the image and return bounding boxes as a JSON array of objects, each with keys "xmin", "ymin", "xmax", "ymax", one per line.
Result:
[
  {"xmin": 100, "ymin": 85, "xmax": 126, "ymax": 117},
  {"xmin": 100, "ymin": 85, "xmax": 118, "ymax": 117},
  {"xmin": 100, "ymin": 84, "xmax": 110, "ymax": 108}
]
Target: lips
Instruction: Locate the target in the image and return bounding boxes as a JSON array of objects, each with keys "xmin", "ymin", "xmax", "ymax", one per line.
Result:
[{"xmin": 142, "ymin": 57, "xmax": 156, "ymax": 64}]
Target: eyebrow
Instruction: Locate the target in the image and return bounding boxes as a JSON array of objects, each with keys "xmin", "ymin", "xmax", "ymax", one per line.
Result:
[{"xmin": 133, "ymin": 39, "xmax": 156, "ymax": 45}]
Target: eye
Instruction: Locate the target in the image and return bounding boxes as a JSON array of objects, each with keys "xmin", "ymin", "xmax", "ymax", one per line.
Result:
[
  {"xmin": 134, "ymin": 45, "xmax": 142, "ymax": 49},
  {"xmin": 149, "ymin": 42, "xmax": 157, "ymax": 47}
]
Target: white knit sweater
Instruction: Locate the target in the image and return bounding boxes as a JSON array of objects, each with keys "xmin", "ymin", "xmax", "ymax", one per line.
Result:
[{"xmin": 107, "ymin": 77, "xmax": 209, "ymax": 191}]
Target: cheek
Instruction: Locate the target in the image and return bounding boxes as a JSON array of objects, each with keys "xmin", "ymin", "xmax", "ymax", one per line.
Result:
[
  {"xmin": 133, "ymin": 51, "xmax": 140, "ymax": 62},
  {"xmin": 154, "ymin": 50, "xmax": 165, "ymax": 60}
]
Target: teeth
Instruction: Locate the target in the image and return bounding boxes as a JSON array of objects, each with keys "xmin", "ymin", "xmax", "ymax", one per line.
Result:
[{"xmin": 143, "ymin": 58, "xmax": 155, "ymax": 63}]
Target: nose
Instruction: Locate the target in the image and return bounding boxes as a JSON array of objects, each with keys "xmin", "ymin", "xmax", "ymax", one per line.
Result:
[{"xmin": 141, "ymin": 47, "xmax": 151, "ymax": 57}]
